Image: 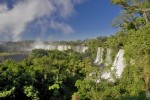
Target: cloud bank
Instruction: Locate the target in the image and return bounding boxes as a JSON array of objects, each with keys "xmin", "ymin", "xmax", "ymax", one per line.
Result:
[{"xmin": 0, "ymin": 0, "xmax": 84, "ymax": 41}]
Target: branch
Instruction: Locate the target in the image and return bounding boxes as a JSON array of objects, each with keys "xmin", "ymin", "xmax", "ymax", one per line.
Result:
[{"xmin": 117, "ymin": 1, "xmax": 150, "ymax": 12}]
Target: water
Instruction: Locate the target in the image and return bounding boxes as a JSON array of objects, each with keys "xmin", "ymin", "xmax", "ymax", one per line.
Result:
[
  {"xmin": 75, "ymin": 46, "xmax": 81, "ymax": 52},
  {"xmin": 101, "ymin": 72, "xmax": 111, "ymax": 79},
  {"xmin": 50, "ymin": 45, "xmax": 57, "ymax": 50},
  {"xmin": 74, "ymin": 46, "xmax": 88, "ymax": 53},
  {"xmin": 101, "ymin": 49, "xmax": 125, "ymax": 80},
  {"xmin": 57, "ymin": 45, "xmax": 63, "ymax": 51},
  {"xmin": 104, "ymin": 48, "xmax": 112, "ymax": 66},
  {"xmin": 112, "ymin": 49, "xmax": 125, "ymax": 77},
  {"xmin": 94, "ymin": 47, "xmax": 104, "ymax": 65},
  {"xmin": 82, "ymin": 46, "xmax": 88, "ymax": 53},
  {"xmin": 0, "ymin": 54, "xmax": 28, "ymax": 62}
]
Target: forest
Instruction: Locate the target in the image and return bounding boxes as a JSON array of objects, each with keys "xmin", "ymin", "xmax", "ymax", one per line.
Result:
[{"xmin": 0, "ymin": 0, "xmax": 150, "ymax": 100}]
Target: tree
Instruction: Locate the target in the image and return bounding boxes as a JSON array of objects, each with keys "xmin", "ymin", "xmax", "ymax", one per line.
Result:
[
  {"xmin": 112, "ymin": 0, "xmax": 150, "ymax": 98},
  {"xmin": 112, "ymin": 0, "xmax": 150, "ymax": 24}
]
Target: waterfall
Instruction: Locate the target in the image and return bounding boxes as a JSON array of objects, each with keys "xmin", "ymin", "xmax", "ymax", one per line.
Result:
[
  {"xmin": 104, "ymin": 48, "xmax": 112, "ymax": 66},
  {"xmin": 94, "ymin": 47, "xmax": 100, "ymax": 64},
  {"xmin": 74, "ymin": 46, "xmax": 88, "ymax": 53},
  {"xmin": 51, "ymin": 45, "xmax": 57, "ymax": 50},
  {"xmin": 94, "ymin": 47, "xmax": 104, "ymax": 65},
  {"xmin": 67, "ymin": 46, "xmax": 71, "ymax": 49},
  {"xmin": 63, "ymin": 45, "xmax": 71, "ymax": 51},
  {"xmin": 34, "ymin": 44, "xmax": 49, "ymax": 50},
  {"xmin": 111, "ymin": 49, "xmax": 125, "ymax": 77},
  {"xmin": 101, "ymin": 49, "xmax": 125, "ymax": 80},
  {"xmin": 57, "ymin": 45, "xmax": 64, "ymax": 51},
  {"xmin": 82, "ymin": 46, "xmax": 88, "ymax": 53},
  {"xmin": 75, "ymin": 46, "xmax": 82, "ymax": 52},
  {"xmin": 75, "ymin": 46, "xmax": 80, "ymax": 52},
  {"xmin": 31, "ymin": 42, "xmax": 72, "ymax": 51},
  {"xmin": 45, "ymin": 45, "xmax": 51, "ymax": 50},
  {"xmin": 101, "ymin": 72, "xmax": 111, "ymax": 80},
  {"xmin": 64, "ymin": 45, "xmax": 68, "ymax": 51},
  {"xmin": 57, "ymin": 45, "xmax": 72, "ymax": 51}
]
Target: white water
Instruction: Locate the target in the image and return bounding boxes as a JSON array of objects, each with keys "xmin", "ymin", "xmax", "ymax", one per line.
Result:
[
  {"xmin": 101, "ymin": 72, "xmax": 111, "ymax": 79},
  {"xmin": 112, "ymin": 49, "xmax": 125, "ymax": 77},
  {"xmin": 67, "ymin": 46, "xmax": 71, "ymax": 49},
  {"xmin": 104, "ymin": 48, "xmax": 112, "ymax": 66},
  {"xmin": 74, "ymin": 46, "xmax": 88, "ymax": 53},
  {"xmin": 31, "ymin": 43, "xmax": 72, "ymax": 52},
  {"xmin": 82, "ymin": 46, "xmax": 88, "ymax": 53},
  {"xmin": 32, "ymin": 42, "xmax": 48, "ymax": 50},
  {"xmin": 57, "ymin": 45, "xmax": 72, "ymax": 51},
  {"xmin": 50, "ymin": 45, "xmax": 57, "ymax": 50},
  {"xmin": 94, "ymin": 47, "xmax": 104, "ymax": 65},
  {"xmin": 63, "ymin": 45, "xmax": 67, "ymax": 51},
  {"xmin": 101, "ymin": 49, "xmax": 125, "ymax": 80},
  {"xmin": 57, "ymin": 45, "xmax": 66, "ymax": 51},
  {"xmin": 75, "ymin": 46, "xmax": 81, "ymax": 52}
]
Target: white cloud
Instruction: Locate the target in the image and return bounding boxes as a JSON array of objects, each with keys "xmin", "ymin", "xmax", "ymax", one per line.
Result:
[
  {"xmin": 0, "ymin": 0, "xmax": 55, "ymax": 41},
  {"xmin": 50, "ymin": 20, "xmax": 74, "ymax": 34},
  {"xmin": 53, "ymin": 0, "xmax": 85, "ymax": 18},
  {"xmin": 0, "ymin": 0, "xmax": 85, "ymax": 41},
  {"xmin": 0, "ymin": 4, "xmax": 8, "ymax": 13},
  {"xmin": 53, "ymin": 0, "xmax": 74, "ymax": 18},
  {"xmin": 73, "ymin": 0, "xmax": 86, "ymax": 4}
]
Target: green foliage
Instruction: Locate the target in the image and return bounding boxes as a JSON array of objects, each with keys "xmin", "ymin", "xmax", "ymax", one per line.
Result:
[
  {"xmin": 0, "ymin": 50, "xmax": 93, "ymax": 99},
  {"xmin": 0, "ymin": 0, "xmax": 149, "ymax": 99},
  {"xmin": 31, "ymin": 49, "xmax": 48, "ymax": 58},
  {"xmin": 24, "ymin": 86, "xmax": 39, "ymax": 100},
  {"xmin": 124, "ymin": 24, "xmax": 150, "ymax": 74},
  {"xmin": 49, "ymin": 84, "xmax": 60, "ymax": 90},
  {"xmin": 0, "ymin": 87, "xmax": 15, "ymax": 98},
  {"xmin": 75, "ymin": 1, "xmax": 150, "ymax": 100}
]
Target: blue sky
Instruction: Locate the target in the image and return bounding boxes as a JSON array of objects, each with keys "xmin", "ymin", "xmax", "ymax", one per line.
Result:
[
  {"xmin": 67, "ymin": 0, "xmax": 121, "ymax": 40},
  {"xmin": 0, "ymin": 0, "xmax": 121, "ymax": 41}
]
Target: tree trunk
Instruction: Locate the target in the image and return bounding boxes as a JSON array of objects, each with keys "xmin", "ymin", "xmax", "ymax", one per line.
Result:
[
  {"xmin": 145, "ymin": 74, "xmax": 150, "ymax": 98},
  {"xmin": 72, "ymin": 95, "xmax": 80, "ymax": 100},
  {"xmin": 143, "ymin": 11, "xmax": 148, "ymax": 24}
]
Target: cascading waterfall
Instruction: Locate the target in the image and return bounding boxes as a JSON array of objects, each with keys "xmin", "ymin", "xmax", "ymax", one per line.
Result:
[
  {"xmin": 94, "ymin": 47, "xmax": 100, "ymax": 64},
  {"xmin": 75, "ymin": 46, "xmax": 88, "ymax": 53},
  {"xmin": 104, "ymin": 48, "xmax": 112, "ymax": 66},
  {"xmin": 31, "ymin": 44, "xmax": 126, "ymax": 81},
  {"xmin": 111, "ymin": 49, "xmax": 125, "ymax": 77},
  {"xmin": 31, "ymin": 42, "xmax": 88, "ymax": 52},
  {"xmin": 57, "ymin": 45, "xmax": 72, "ymax": 51},
  {"xmin": 51, "ymin": 45, "xmax": 57, "ymax": 50},
  {"xmin": 82, "ymin": 46, "xmax": 88, "ymax": 53},
  {"xmin": 32, "ymin": 43, "xmax": 71, "ymax": 51},
  {"xmin": 101, "ymin": 49, "xmax": 125, "ymax": 79},
  {"xmin": 74, "ymin": 46, "xmax": 80, "ymax": 52},
  {"xmin": 64, "ymin": 45, "xmax": 68, "ymax": 51},
  {"xmin": 57, "ymin": 45, "xmax": 64, "ymax": 51},
  {"xmin": 67, "ymin": 46, "xmax": 71, "ymax": 49},
  {"xmin": 94, "ymin": 47, "xmax": 104, "ymax": 65},
  {"xmin": 32, "ymin": 41, "xmax": 45, "ymax": 49}
]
